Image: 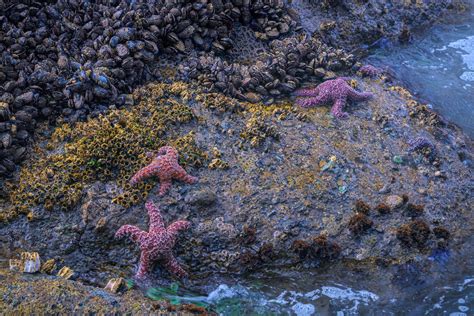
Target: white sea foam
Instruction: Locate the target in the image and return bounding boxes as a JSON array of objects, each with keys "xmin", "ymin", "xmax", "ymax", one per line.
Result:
[
  {"xmin": 448, "ymin": 35, "xmax": 474, "ymax": 81},
  {"xmin": 291, "ymin": 303, "xmax": 316, "ymax": 316},
  {"xmin": 208, "ymin": 283, "xmax": 379, "ymax": 315}
]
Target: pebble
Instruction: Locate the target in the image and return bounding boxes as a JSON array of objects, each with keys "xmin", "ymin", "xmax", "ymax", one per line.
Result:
[
  {"xmin": 185, "ymin": 189, "xmax": 217, "ymax": 207},
  {"xmin": 104, "ymin": 277, "xmax": 125, "ymax": 293},
  {"xmin": 385, "ymin": 195, "xmax": 404, "ymax": 209}
]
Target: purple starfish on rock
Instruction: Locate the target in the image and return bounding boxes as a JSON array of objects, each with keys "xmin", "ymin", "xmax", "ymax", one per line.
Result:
[
  {"xmin": 115, "ymin": 200, "xmax": 191, "ymax": 279},
  {"xmin": 294, "ymin": 78, "xmax": 374, "ymax": 119}
]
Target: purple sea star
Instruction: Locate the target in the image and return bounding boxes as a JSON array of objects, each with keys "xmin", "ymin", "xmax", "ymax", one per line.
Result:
[
  {"xmin": 130, "ymin": 146, "xmax": 198, "ymax": 196},
  {"xmin": 294, "ymin": 77, "xmax": 374, "ymax": 118},
  {"xmin": 359, "ymin": 65, "xmax": 380, "ymax": 78},
  {"xmin": 115, "ymin": 200, "xmax": 191, "ymax": 279}
]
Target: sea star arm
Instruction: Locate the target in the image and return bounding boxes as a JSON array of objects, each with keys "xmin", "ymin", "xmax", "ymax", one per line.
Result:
[
  {"xmin": 167, "ymin": 220, "xmax": 191, "ymax": 241},
  {"xmin": 115, "ymin": 225, "xmax": 146, "ymax": 243},
  {"xmin": 331, "ymin": 98, "xmax": 349, "ymax": 119},
  {"xmin": 347, "ymin": 87, "xmax": 373, "ymax": 102},
  {"xmin": 164, "ymin": 254, "xmax": 188, "ymax": 277},
  {"xmin": 293, "ymin": 86, "xmax": 320, "ymax": 97},
  {"xmin": 145, "ymin": 200, "xmax": 165, "ymax": 232},
  {"xmin": 173, "ymin": 165, "xmax": 198, "ymax": 184},
  {"xmin": 296, "ymin": 95, "xmax": 326, "ymax": 108},
  {"xmin": 158, "ymin": 146, "xmax": 178, "ymax": 160},
  {"xmin": 130, "ymin": 164, "xmax": 157, "ymax": 185},
  {"xmin": 158, "ymin": 179, "xmax": 173, "ymax": 196},
  {"xmin": 136, "ymin": 251, "xmax": 152, "ymax": 279}
]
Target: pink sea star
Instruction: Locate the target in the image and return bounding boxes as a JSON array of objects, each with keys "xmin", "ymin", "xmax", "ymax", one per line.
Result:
[
  {"xmin": 115, "ymin": 200, "xmax": 191, "ymax": 279},
  {"xmin": 294, "ymin": 77, "xmax": 374, "ymax": 118},
  {"xmin": 130, "ymin": 146, "xmax": 198, "ymax": 196},
  {"xmin": 359, "ymin": 65, "xmax": 380, "ymax": 78}
]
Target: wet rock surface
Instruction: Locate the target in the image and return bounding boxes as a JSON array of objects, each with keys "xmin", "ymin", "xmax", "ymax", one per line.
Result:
[
  {"xmin": 0, "ymin": 78, "xmax": 472, "ymax": 292},
  {"xmin": 0, "ymin": 270, "xmax": 209, "ymax": 314},
  {"xmin": 290, "ymin": 0, "xmax": 466, "ymax": 49},
  {"xmin": 0, "ymin": 0, "xmax": 472, "ymax": 311}
]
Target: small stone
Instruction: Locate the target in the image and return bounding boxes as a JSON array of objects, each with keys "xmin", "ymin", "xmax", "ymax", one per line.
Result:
[
  {"xmin": 186, "ymin": 189, "xmax": 217, "ymax": 207},
  {"xmin": 57, "ymin": 266, "xmax": 74, "ymax": 279},
  {"xmin": 392, "ymin": 155, "xmax": 403, "ymax": 164},
  {"xmin": 434, "ymin": 171, "xmax": 446, "ymax": 178},
  {"xmin": 40, "ymin": 259, "xmax": 57, "ymax": 274},
  {"xmin": 104, "ymin": 277, "xmax": 125, "ymax": 293},
  {"xmin": 385, "ymin": 195, "xmax": 404, "ymax": 209}
]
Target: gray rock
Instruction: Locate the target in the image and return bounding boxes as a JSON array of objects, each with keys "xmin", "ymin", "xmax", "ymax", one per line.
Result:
[
  {"xmin": 185, "ymin": 189, "xmax": 217, "ymax": 207},
  {"xmin": 386, "ymin": 195, "xmax": 404, "ymax": 209}
]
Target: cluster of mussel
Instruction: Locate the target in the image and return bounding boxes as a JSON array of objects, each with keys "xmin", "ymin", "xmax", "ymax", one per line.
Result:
[
  {"xmin": 0, "ymin": 0, "xmax": 299, "ymax": 177},
  {"xmin": 183, "ymin": 34, "xmax": 355, "ymax": 102}
]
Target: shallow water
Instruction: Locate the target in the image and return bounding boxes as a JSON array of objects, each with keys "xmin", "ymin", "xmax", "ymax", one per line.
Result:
[
  {"xmin": 148, "ymin": 241, "xmax": 473, "ymax": 315},
  {"xmin": 366, "ymin": 10, "xmax": 474, "ymax": 137},
  {"xmin": 183, "ymin": 238, "xmax": 474, "ymax": 315}
]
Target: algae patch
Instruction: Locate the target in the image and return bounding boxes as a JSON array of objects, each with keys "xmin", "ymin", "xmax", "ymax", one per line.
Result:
[{"xmin": 4, "ymin": 83, "xmax": 207, "ymax": 220}]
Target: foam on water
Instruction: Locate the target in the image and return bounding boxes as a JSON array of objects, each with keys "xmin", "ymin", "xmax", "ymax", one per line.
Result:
[
  {"xmin": 423, "ymin": 277, "xmax": 474, "ymax": 315},
  {"xmin": 205, "ymin": 283, "xmax": 379, "ymax": 315},
  {"xmin": 448, "ymin": 35, "xmax": 474, "ymax": 81}
]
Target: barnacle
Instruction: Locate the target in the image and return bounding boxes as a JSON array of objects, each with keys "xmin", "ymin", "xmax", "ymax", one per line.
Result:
[
  {"xmin": 208, "ymin": 158, "xmax": 230, "ymax": 170},
  {"xmin": 240, "ymin": 111, "xmax": 280, "ymax": 147},
  {"xmin": 195, "ymin": 92, "xmax": 243, "ymax": 113},
  {"xmin": 7, "ymin": 82, "xmax": 207, "ymax": 218}
]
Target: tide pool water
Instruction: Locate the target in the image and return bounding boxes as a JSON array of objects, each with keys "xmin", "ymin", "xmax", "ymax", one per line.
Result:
[
  {"xmin": 367, "ymin": 10, "xmax": 474, "ymax": 137},
  {"xmin": 197, "ymin": 273, "xmax": 473, "ymax": 315}
]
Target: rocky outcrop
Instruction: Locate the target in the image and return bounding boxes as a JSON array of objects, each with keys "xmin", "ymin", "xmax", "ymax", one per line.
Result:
[
  {"xmin": 1, "ymin": 78, "xmax": 471, "ymax": 289},
  {"xmin": 0, "ymin": 270, "xmax": 210, "ymax": 314}
]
